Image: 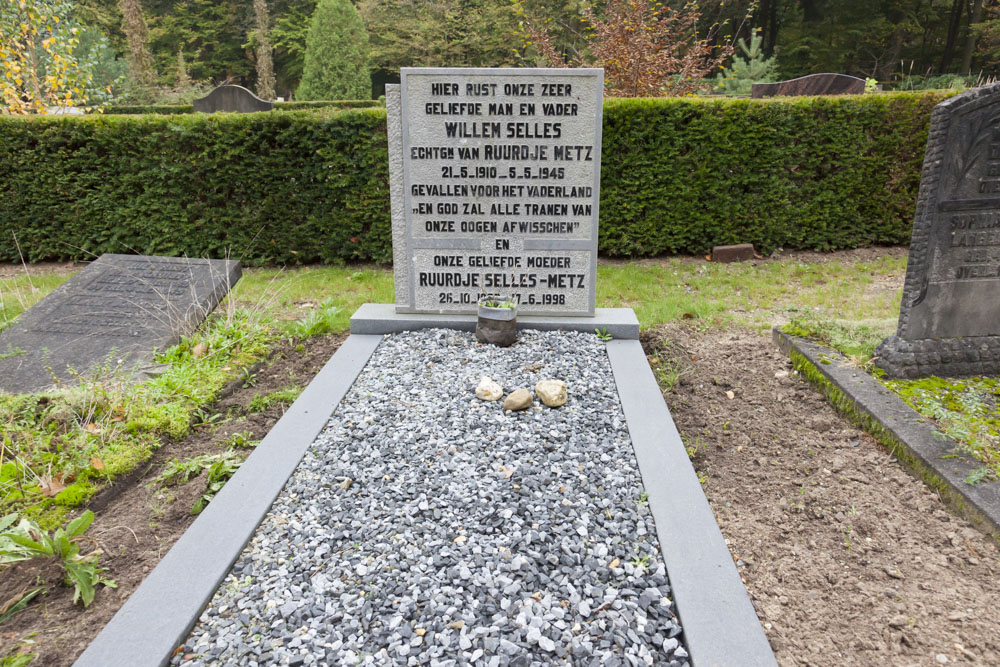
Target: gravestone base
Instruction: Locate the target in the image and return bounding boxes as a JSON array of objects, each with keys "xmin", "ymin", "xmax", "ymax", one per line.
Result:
[{"xmin": 875, "ymin": 335, "xmax": 1000, "ymax": 379}]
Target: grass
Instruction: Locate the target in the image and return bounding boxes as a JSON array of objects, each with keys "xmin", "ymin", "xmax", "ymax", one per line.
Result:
[{"xmin": 5, "ymin": 250, "xmax": 979, "ymax": 527}]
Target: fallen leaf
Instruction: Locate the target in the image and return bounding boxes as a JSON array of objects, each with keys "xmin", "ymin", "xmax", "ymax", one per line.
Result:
[
  {"xmin": 704, "ymin": 254, "xmax": 712, "ymax": 261},
  {"xmin": 39, "ymin": 473, "xmax": 66, "ymax": 497},
  {"xmin": 449, "ymin": 621, "xmax": 464, "ymax": 630},
  {"xmin": 191, "ymin": 343, "xmax": 208, "ymax": 359},
  {"xmin": 453, "ymin": 535, "xmax": 467, "ymax": 544},
  {"xmin": 726, "ymin": 390, "xmax": 735, "ymax": 399},
  {"xmin": 84, "ymin": 423, "xmax": 100, "ymax": 435},
  {"xmin": 498, "ymin": 465, "xmax": 514, "ymax": 480},
  {"xmin": 681, "ymin": 313, "xmax": 695, "ymax": 319},
  {"xmin": 91, "ymin": 457, "xmax": 105, "ymax": 470},
  {"xmin": 338, "ymin": 478, "xmax": 353, "ymax": 491}
]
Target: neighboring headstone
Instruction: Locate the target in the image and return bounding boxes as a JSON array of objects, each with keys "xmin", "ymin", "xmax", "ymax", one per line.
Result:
[
  {"xmin": 193, "ymin": 85, "xmax": 273, "ymax": 113},
  {"xmin": 0, "ymin": 255, "xmax": 241, "ymax": 394},
  {"xmin": 711, "ymin": 244, "xmax": 755, "ymax": 263},
  {"xmin": 388, "ymin": 67, "xmax": 603, "ymax": 316},
  {"xmin": 876, "ymin": 83, "xmax": 1000, "ymax": 378},
  {"xmin": 751, "ymin": 73, "xmax": 865, "ymax": 98}
]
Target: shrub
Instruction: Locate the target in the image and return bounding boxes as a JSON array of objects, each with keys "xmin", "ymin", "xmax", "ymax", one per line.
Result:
[{"xmin": 0, "ymin": 92, "xmax": 950, "ymax": 263}]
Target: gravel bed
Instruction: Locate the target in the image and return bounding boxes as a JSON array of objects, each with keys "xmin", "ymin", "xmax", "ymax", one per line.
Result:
[{"xmin": 173, "ymin": 329, "xmax": 688, "ymax": 666}]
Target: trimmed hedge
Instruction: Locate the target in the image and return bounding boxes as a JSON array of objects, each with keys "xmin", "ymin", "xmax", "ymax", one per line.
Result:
[
  {"xmin": 103, "ymin": 100, "xmax": 380, "ymax": 114},
  {"xmin": 0, "ymin": 92, "xmax": 949, "ymax": 265}
]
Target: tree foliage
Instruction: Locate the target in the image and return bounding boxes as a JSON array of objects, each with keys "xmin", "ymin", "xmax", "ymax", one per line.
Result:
[
  {"xmin": 359, "ymin": 0, "xmax": 520, "ymax": 71},
  {"xmin": 297, "ymin": 0, "xmax": 369, "ymax": 100},
  {"xmin": 1, "ymin": 0, "xmax": 115, "ymax": 113},
  {"xmin": 523, "ymin": 0, "xmax": 733, "ymax": 97},
  {"xmin": 715, "ymin": 29, "xmax": 777, "ymax": 96},
  {"xmin": 252, "ymin": 0, "xmax": 275, "ymax": 100}
]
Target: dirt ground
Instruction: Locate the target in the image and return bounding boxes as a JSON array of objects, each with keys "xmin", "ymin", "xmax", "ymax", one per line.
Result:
[
  {"xmin": 643, "ymin": 324, "xmax": 1000, "ymax": 667},
  {"xmin": 0, "ymin": 332, "xmax": 346, "ymax": 667}
]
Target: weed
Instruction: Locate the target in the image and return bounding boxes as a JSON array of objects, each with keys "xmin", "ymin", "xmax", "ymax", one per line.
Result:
[
  {"xmin": 221, "ymin": 431, "xmax": 258, "ymax": 450},
  {"xmin": 637, "ymin": 491, "xmax": 649, "ymax": 506},
  {"xmin": 0, "ymin": 510, "xmax": 116, "ymax": 606},
  {"xmin": 247, "ymin": 386, "xmax": 302, "ymax": 414},
  {"xmin": 285, "ymin": 298, "xmax": 341, "ymax": 340},
  {"xmin": 154, "ymin": 450, "xmax": 242, "ymax": 514},
  {"xmin": 0, "ymin": 586, "xmax": 42, "ymax": 624},
  {"xmin": 965, "ymin": 466, "xmax": 997, "ymax": 486},
  {"xmin": 595, "ymin": 328, "xmax": 612, "ymax": 341},
  {"xmin": 0, "ymin": 653, "xmax": 35, "ymax": 667},
  {"xmin": 630, "ymin": 553, "xmax": 651, "ymax": 569},
  {"xmin": 654, "ymin": 360, "xmax": 688, "ymax": 392}
]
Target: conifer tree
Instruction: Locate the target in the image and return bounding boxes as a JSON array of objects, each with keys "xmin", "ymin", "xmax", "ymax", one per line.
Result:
[
  {"xmin": 253, "ymin": 0, "xmax": 276, "ymax": 100},
  {"xmin": 297, "ymin": 0, "xmax": 370, "ymax": 100},
  {"xmin": 118, "ymin": 0, "xmax": 156, "ymax": 87}
]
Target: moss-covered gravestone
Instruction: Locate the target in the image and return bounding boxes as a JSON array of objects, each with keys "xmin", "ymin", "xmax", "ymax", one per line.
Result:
[{"xmin": 877, "ymin": 84, "xmax": 1000, "ymax": 378}]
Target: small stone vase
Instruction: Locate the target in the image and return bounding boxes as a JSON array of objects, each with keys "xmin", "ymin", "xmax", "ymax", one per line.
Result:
[{"xmin": 475, "ymin": 301, "xmax": 518, "ymax": 347}]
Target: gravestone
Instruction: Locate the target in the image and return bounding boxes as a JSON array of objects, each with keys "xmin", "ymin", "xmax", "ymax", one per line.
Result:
[
  {"xmin": 0, "ymin": 254, "xmax": 241, "ymax": 394},
  {"xmin": 193, "ymin": 85, "xmax": 273, "ymax": 113},
  {"xmin": 876, "ymin": 83, "xmax": 1000, "ymax": 378},
  {"xmin": 387, "ymin": 67, "xmax": 603, "ymax": 316},
  {"xmin": 751, "ymin": 73, "xmax": 865, "ymax": 98}
]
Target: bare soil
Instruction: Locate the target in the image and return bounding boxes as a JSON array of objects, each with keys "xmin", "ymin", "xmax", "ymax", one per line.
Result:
[
  {"xmin": 642, "ymin": 324, "xmax": 1000, "ymax": 667},
  {"xmin": 0, "ymin": 332, "xmax": 346, "ymax": 666}
]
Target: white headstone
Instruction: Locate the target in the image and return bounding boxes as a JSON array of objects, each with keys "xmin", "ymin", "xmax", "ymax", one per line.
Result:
[{"xmin": 388, "ymin": 67, "xmax": 603, "ymax": 316}]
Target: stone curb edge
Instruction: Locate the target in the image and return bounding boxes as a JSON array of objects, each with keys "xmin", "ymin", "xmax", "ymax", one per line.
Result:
[
  {"xmin": 350, "ymin": 303, "xmax": 640, "ymax": 340},
  {"xmin": 606, "ymin": 339, "xmax": 777, "ymax": 667},
  {"xmin": 73, "ymin": 334, "xmax": 385, "ymax": 667},
  {"xmin": 773, "ymin": 328, "xmax": 1000, "ymax": 540}
]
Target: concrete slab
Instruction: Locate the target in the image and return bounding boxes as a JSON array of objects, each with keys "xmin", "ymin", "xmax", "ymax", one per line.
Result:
[
  {"xmin": 774, "ymin": 328, "xmax": 1000, "ymax": 539},
  {"xmin": 73, "ymin": 334, "xmax": 383, "ymax": 667},
  {"xmin": 607, "ymin": 339, "xmax": 777, "ymax": 667},
  {"xmin": 350, "ymin": 302, "xmax": 639, "ymax": 340}
]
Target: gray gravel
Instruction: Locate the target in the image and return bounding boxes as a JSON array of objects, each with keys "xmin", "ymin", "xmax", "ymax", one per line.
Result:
[{"xmin": 173, "ymin": 329, "xmax": 688, "ymax": 666}]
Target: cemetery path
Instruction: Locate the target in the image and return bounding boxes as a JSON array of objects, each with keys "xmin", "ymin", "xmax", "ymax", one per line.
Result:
[
  {"xmin": 0, "ymin": 332, "xmax": 347, "ymax": 667},
  {"xmin": 646, "ymin": 324, "xmax": 1000, "ymax": 667}
]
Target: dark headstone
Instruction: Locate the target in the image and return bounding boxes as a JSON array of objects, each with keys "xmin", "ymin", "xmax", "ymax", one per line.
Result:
[
  {"xmin": 193, "ymin": 85, "xmax": 273, "ymax": 113},
  {"xmin": 876, "ymin": 84, "xmax": 1000, "ymax": 378},
  {"xmin": 712, "ymin": 244, "xmax": 755, "ymax": 263},
  {"xmin": 751, "ymin": 73, "xmax": 865, "ymax": 98},
  {"xmin": 0, "ymin": 255, "xmax": 241, "ymax": 394}
]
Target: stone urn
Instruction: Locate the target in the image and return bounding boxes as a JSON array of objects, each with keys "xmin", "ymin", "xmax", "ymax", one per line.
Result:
[{"xmin": 475, "ymin": 297, "xmax": 518, "ymax": 347}]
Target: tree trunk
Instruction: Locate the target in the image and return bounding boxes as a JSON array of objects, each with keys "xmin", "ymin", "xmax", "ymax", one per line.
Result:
[
  {"xmin": 961, "ymin": 0, "xmax": 985, "ymax": 75},
  {"xmin": 941, "ymin": 0, "xmax": 964, "ymax": 72}
]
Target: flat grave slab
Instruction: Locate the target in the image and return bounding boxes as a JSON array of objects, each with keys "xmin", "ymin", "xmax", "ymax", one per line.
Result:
[{"xmin": 0, "ymin": 254, "xmax": 241, "ymax": 394}]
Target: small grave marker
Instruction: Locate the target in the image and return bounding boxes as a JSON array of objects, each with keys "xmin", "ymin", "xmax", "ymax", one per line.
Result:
[
  {"xmin": 387, "ymin": 67, "xmax": 603, "ymax": 316},
  {"xmin": 751, "ymin": 73, "xmax": 865, "ymax": 98},
  {"xmin": 876, "ymin": 83, "xmax": 1000, "ymax": 378},
  {"xmin": 193, "ymin": 85, "xmax": 273, "ymax": 113},
  {"xmin": 0, "ymin": 254, "xmax": 241, "ymax": 394}
]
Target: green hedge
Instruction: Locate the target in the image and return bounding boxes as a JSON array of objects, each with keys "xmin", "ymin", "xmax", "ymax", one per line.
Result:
[
  {"xmin": 103, "ymin": 100, "xmax": 380, "ymax": 114},
  {"xmin": 0, "ymin": 92, "xmax": 949, "ymax": 265}
]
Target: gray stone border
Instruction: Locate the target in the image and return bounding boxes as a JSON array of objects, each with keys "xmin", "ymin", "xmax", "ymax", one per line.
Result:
[
  {"xmin": 73, "ymin": 334, "xmax": 384, "ymax": 667},
  {"xmin": 75, "ymin": 311, "xmax": 776, "ymax": 666},
  {"xmin": 350, "ymin": 302, "xmax": 639, "ymax": 339},
  {"xmin": 774, "ymin": 328, "xmax": 1000, "ymax": 538},
  {"xmin": 606, "ymin": 339, "xmax": 777, "ymax": 667}
]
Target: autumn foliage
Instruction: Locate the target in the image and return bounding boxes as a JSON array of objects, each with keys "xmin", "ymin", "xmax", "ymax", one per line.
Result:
[{"xmin": 521, "ymin": 0, "xmax": 732, "ymax": 97}]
